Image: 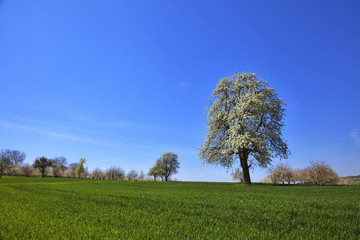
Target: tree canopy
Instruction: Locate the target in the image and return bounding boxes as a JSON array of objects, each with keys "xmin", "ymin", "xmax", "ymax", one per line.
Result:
[
  {"xmin": 158, "ymin": 152, "xmax": 180, "ymax": 181},
  {"xmin": 75, "ymin": 158, "xmax": 86, "ymax": 178},
  {"xmin": 0, "ymin": 156, "xmax": 11, "ymax": 178},
  {"xmin": 148, "ymin": 153, "xmax": 179, "ymax": 181},
  {"xmin": 199, "ymin": 72, "xmax": 289, "ymax": 184},
  {"xmin": 33, "ymin": 157, "xmax": 53, "ymax": 178},
  {"xmin": 147, "ymin": 159, "xmax": 164, "ymax": 181}
]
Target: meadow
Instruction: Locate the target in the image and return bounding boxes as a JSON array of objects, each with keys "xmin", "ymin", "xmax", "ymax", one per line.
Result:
[{"xmin": 0, "ymin": 177, "xmax": 359, "ymax": 239}]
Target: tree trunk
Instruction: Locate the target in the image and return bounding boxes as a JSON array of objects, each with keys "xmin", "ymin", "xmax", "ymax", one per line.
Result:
[
  {"xmin": 154, "ymin": 176, "xmax": 156, "ymax": 182},
  {"xmin": 239, "ymin": 153, "xmax": 251, "ymax": 185},
  {"xmin": 165, "ymin": 175, "xmax": 168, "ymax": 181}
]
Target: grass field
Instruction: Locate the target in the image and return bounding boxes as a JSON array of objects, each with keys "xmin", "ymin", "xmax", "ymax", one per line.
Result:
[{"xmin": 0, "ymin": 177, "xmax": 359, "ymax": 239}]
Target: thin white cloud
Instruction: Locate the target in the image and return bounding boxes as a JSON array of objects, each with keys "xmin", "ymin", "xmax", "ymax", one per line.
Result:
[
  {"xmin": 0, "ymin": 119, "xmax": 102, "ymax": 144},
  {"xmin": 6, "ymin": 116, "xmax": 161, "ymax": 146},
  {"xmin": 0, "ymin": 117, "xmax": 197, "ymax": 154}
]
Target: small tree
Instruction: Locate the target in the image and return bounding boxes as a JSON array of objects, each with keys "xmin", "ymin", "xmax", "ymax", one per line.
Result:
[
  {"xmin": 106, "ymin": 166, "xmax": 125, "ymax": 180},
  {"xmin": 0, "ymin": 156, "xmax": 11, "ymax": 178},
  {"xmin": 158, "ymin": 152, "xmax": 180, "ymax": 181},
  {"xmin": 75, "ymin": 158, "xmax": 86, "ymax": 179},
  {"xmin": 293, "ymin": 169, "xmax": 305, "ymax": 184},
  {"xmin": 21, "ymin": 163, "xmax": 33, "ymax": 177},
  {"xmin": 33, "ymin": 157, "xmax": 54, "ymax": 178},
  {"xmin": 148, "ymin": 159, "xmax": 164, "ymax": 181},
  {"xmin": 52, "ymin": 165, "xmax": 63, "ymax": 178},
  {"xmin": 0, "ymin": 149, "xmax": 26, "ymax": 176},
  {"xmin": 51, "ymin": 157, "xmax": 66, "ymax": 178},
  {"xmin": 231, "ymin": 168, "xmax": 244, "ymax": 183},
  {"xmin": 303, "ymin": 161, "xmax": 339, "ymax": 185},
  {"xmin": 138, "ymin": 171, "xmax": 145, "ymax": 181},
  {"xmin": 269, "ymin": 164, "xmax": 294, "ymax": 184},
  {"xmin": 127, "ymin": 169, "xmax": 138, "ymax": 181},
  {"xmin": 67, "ymin": 163, "xmax": 78, "ymax": 178},
  {"xmin": 92, "ymin": 168, "xmax": 104, "ymax": 180}
]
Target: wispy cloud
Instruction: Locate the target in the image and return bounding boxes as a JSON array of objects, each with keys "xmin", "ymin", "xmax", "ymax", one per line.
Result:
[
  {"xmin": 0, "ymin": 117, "xmax": 196, "ymax": 153},
  {"xmin": 6, "ymin": 116, "xmax": 161, "ymax": 146},
  {"xmin": 350, "ymin": 129, "xmax": 360, "ymax": 145},
  {"xmin": 0, "ymin": 118, "xmax": 102, "ymax": 144}
]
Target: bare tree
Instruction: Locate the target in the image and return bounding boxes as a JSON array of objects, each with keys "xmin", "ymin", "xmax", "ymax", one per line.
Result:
[
  {"xmin": 91, "ymin": 168, "xmax": 104, "ymax": 180},
  {"xmin": 67, "ymin": 163, "xmax": 78, "ymax": 178},
  {"xmin": 0, "ymin": 156, "xmax": 10, "ymax": 178},
  {"xmin": 21, "ymin": 163, "xmax": 33, "ymax": 177},
  {"xmin": 138, "ymin": 171, "xmax": 145, "ymax": 181},
  {"xmin": 302, "ymin": 161, "xmax": 339, "ymax": 185},
  {"xmin": 0, "ymin": 149, "xmax": 26, "ymax": 176},
  {"xmin": 52, "ymin": 165, "xmax": 63, "ymax": 178},
  {"xmin": 127, "ymin": 169, "xmax": 138, "ymax": 181},
  {"xmin": 231, "ymin": 168, "xmax": 244, "ymax": 183},
  {"xmin": 52, "ymin": 157, "xmax": 67, "ymax": 177},
  {"xmin": 293, "ymin": 170, "xmax": 305, "ymax": 184},
  {"xmin": 106, "ymin": 166, "xmax": 125, "ymax": 180},
  {"xmin": 269, "ymin": 164, "xmax": 294, "ymax": 184}
]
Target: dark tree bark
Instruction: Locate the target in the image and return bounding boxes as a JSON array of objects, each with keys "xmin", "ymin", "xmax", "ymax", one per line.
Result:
[{"xmin": 239, "ymin": 153, "xmax": 251, "ymax": 185}]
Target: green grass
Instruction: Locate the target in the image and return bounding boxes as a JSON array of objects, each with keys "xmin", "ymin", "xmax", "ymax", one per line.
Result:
[{"xmin": 0, "ymin": 177, "xmax": 359, "ymax": 239}]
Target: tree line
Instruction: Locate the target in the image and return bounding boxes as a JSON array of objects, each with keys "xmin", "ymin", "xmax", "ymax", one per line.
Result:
[
  {"xmin": 0, "ymin": 149, "xmax": 180, "ymax": 181},
  {"xmin": 231, "ymin": 160, "xmax": 340, "ymax": 185},
  {"xmin": 265, "ymin": 161, "xmax": 340, "ymax": 185}
]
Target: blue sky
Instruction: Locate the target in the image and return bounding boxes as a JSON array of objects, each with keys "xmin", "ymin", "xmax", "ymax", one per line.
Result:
[{"xmin": 1, "ymin": 0, "xmax": 359, "ymax": 181}]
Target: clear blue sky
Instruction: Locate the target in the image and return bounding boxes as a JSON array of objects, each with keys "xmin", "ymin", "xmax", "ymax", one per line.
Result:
[{"xmin": 1, "ymin": 0, "xmax": 359, "ymax": 181}]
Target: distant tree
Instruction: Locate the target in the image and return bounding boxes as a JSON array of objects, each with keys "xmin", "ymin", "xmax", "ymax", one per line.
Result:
[
  {"xmin": 83, "ymin": 167, "xmax": 89, "ymax": 179},
  {"xmin": 138, "ymin": 171, "xmax": 145, "ymax": 181},
  {"xmin": 51, "ymin": 157, "xmax": 67, "ymax": 178},
  {"xmin": 0, "ymin": 156, "xmax": 11, "ymax": 178},
  {"xmin": 0, "ymin": 149, "xmax": 26, "ymax": 175},
  {"xmin": 53, "ymin": 157, "xmax": 67, "ymax": 171},
  {"xmin": 67, "ymin": 162, "xmax": 78, "ymax": 178},
  {"xmin": 68, "ymin": 162, "xmax": 78, "ymax": 170},
  {"xmin": 269, "ymin": 164, "xmax": 294, "ymax": 184},
  {"xmin": 231, "ymin": 168, "xmax": 244, "ymax": 183},
  {"xmin": 158, "ymin": 152, "xmax": 180, "ymax": 181},
  {"xmin": 127, "ymin": 169, "xmax": 138, "ymax": 181},
  {"xmin": 21, "ymin": 163, "xmax": 33, "ymax": 177},
  {"xmin": 52, "ymin": 165, "xmax": 62, "ymax": 178},
  {"xmin": 92, "ymin": 167, "xmax": 104, "ymax": 180},
  {"xmin": 293, "ymin": 169, "xmax": 305, "ymax": 184},
  {"xmin": 106, "ymin": 166, "xmax": 125, "ymax": 180},
  {"xmin": 262, "ymin": 175, "xmax": 272, "ymax": 183},
  {"xmin": 33, "ymin": 157, "xmax": 54, "ymax": 178},
  {"xmin": 75, "ymin": 158, "xmax": 86, "ymax": 179},
  {"xmin": 148, "ymin": 159, "xmax": 164, "ymax": 182},
  {"xmin": 198, "ymin": 72, "xmax": 290, "ymax": 185},
  {"xmin": 302, "ymin": 161, "xmax": 339, "ymax": 185}
]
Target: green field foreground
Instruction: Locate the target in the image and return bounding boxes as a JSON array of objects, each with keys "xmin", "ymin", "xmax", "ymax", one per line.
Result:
[{"xmin": 0, "ymin": 177, "xmax": 359, "ymax": 239}]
